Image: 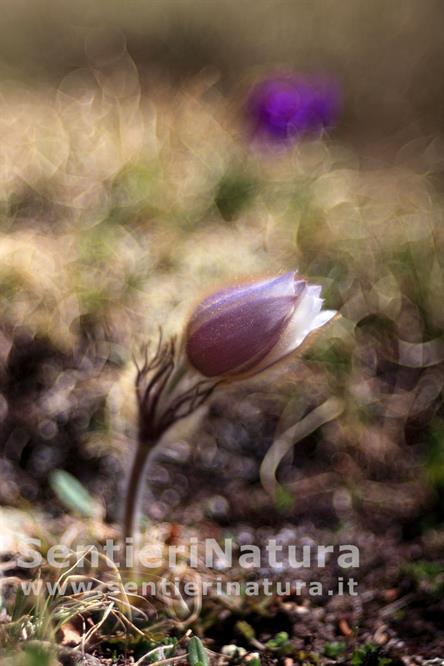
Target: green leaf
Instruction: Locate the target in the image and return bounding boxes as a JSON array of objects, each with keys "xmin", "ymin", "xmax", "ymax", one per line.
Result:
[
  {"xmin": 425, "ymin": 419, "xmax": 444, "ymax": 488},
  {"xmin": 248, "ymin": 654, "xmax": 261, "ymax": 666},
  {"xmin": 235, "ymin": 621, "xmax": 256, "ymax": 641},
  {"xmin": 323, "ymin": 642, "xmax": 347, "ymax": 659},
  {"xmin": 274, "ymin": 485, "xmax": 293, "ymax": 512},
  {"xmin": 351, "ymin": 644, "xmax": 391, "ymax": 666},
  {"xmin": 266, "ymin": 631, "xmax": 293, "ymax": 654},
  {"xmin": 187, "ymin": 636, "xmax": 209, "ymax": 666},
  {"xmin": 49, "ymin": 470, "xmax": 100, "ymax": 519},
  {"xmin": 272, "ymin": 632, "xmax": 289, "ymax": 647}
]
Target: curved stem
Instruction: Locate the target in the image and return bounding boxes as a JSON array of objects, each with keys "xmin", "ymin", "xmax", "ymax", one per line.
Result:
[{"xmin": 122, "ymin": 437, "xmax": 154, "ymax": 543}]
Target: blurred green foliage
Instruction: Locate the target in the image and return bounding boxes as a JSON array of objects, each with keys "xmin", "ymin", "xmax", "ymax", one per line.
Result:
[
  {"xmin": 323, "ymin": 642, "xmax": 347, "ymax": 659},
  {"xmin": 49, "ymin": 470, "xmax": 101, "ymax": 519},
  {"xmin": 425, "ymin": 420, "xmax": 444, "ymax": 489},
  {"xmin": 351, "ymin": 644, "xmax": 391, "ymax": 666},
  {"xmin": 215, "ymin": 171, "xmax": 257, "ymax": 221}
]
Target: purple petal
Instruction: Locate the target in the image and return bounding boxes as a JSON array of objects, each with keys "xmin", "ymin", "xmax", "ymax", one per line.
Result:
[
  {"xmin": 186, "ymin": 273, "xmax": 306, "ymax": 377},
  {"xmin": 247, "ymin": 74, "xmax": 341, "ymax": 144},
  {"xmin": 188, "ymin": 272, "xmax": 297, "ymax": 334}
]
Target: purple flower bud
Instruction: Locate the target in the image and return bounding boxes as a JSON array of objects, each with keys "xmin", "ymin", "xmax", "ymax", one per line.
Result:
[
  {"xmin": 185, "ymin": 272, "xmax": 336, "ymax": 378},
  {"xmin": 247, "ymin": 74, "xmax": 340, "ymax": 144}
]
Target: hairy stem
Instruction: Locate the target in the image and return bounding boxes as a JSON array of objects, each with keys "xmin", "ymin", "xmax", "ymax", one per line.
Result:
[
  {"xmin": 124, "ymin": 334, "xmax": 217, "ymax": 544},
  {"xmin": 122, "ymin": 436, "xmax": 154, "ymax": 543}
]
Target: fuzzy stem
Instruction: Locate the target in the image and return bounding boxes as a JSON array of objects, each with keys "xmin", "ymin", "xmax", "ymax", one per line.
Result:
[{"xmin": 122, "ymin": 436, "xmax": 154, "ymax": 543}]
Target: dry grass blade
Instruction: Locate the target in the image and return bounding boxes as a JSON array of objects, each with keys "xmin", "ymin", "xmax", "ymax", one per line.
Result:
[
  {"xmin": 80, "ymin": 600, "xmax": 114, "ymax": 649},
  {"xmin": 134, "ymin": 642, "xmax": 177, "ymax": 666},
  {"xmin": 260, "ymin": 397, "xmax": 345, "ymax": 497}
]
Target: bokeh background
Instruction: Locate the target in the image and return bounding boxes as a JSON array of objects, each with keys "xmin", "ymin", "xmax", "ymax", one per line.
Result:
[
  {"xmin": 1, "ymin": 1, "xmax": 444, "ymax": 663},
  {"xmin": 3, "ymin": 0, "xmax": 444, "ymax": 148}
]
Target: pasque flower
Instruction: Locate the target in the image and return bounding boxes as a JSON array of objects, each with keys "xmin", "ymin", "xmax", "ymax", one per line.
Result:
[
  {"xmin": 247, "ymin": 74, "xmax": 340, "ymax": 143},
  {"xmin": 123, "ymin": 272, "xmax": 336, "ymax": 541},
  {"xmin": 186, "ymin": 271, "xmax": 336, "ymax": 378}
]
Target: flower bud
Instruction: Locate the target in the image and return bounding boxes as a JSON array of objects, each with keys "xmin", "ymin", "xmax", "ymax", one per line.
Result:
[{"xmin": 185, "ymin": 271, "xmax": 336, "ymax": 378}]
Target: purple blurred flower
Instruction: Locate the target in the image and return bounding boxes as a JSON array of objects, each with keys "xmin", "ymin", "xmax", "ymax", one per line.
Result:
[
  {"xmin": 185, "ymin": 271, "xmax": 336, "ymax": 378},
  {"xmin": 247, "ymin": 75, "xmax": 340, "ymax": 143}
]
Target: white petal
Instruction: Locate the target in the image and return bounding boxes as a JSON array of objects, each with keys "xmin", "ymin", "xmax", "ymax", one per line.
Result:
[
  {"xmin": 309, "ymin": 309, "xmax": 337, "ymax": 331},
  {"xmin": 252, "ymin": 288, "xmax": 337, "ymax": 373},
  {"xmin": 308, "ymin": 284, "xmax": 322, "ymax": 299}
]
